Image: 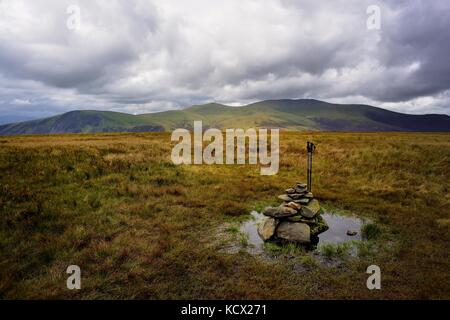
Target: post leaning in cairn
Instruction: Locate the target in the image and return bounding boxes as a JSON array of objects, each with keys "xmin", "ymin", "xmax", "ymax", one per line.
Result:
[{"xmin": 257, "ymin": 142, "xmax": 328, "ymax": 244}]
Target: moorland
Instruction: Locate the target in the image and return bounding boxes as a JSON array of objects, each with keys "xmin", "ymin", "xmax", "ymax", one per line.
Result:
[{"xmin": 0, "ymin": 131, "xmax": 449, "ymax": 299}]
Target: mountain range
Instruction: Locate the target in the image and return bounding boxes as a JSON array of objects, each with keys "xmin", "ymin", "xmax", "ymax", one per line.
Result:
[{"xmin": 1, "ymin": 99, "xmax": 449, "ymax": 135}]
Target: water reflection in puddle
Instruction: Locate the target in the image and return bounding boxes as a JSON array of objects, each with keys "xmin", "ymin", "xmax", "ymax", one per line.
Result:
[
  {"xmin": 239, "ymin": 211, "xmax": 364, "ymax": 254},
  {"xmin": 318, "ymin": 213, "xmax": 362, "ymax": 244},
  {"xmin": 239, "ymin": 211, "xmax": 267, "ymax": 254}
]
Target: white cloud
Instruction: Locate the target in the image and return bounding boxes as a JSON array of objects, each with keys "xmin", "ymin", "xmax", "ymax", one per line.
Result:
[
  {"xmin": 0, "ymin": 0, "xmax": 449, "ymax": 117},
  {"xmin": 11, "ymin": 98, "xmax": 32, "ymax": 105}
]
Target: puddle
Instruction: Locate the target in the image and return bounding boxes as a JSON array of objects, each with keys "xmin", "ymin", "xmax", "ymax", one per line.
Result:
[
  {"xmin": 239, "ymin": 211, "xmax": 267, "ymax": 254},
  {"xmin": 318, "ymin": 212, "xmax": 363, "ymax": 244},
  {"xmin": 238, "ymin": 211, "xmax": 364, "ymax": 254}
]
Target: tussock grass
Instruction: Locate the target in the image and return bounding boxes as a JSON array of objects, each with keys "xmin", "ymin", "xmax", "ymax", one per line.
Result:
[
  {"xmin": 318, "ymin": 242, "xmax": 352, "ymax": 258},
  {"xmin": 362, "ymin": 223, "xmax": 382, "ymax": 240},
  {"xmin": 0, "ymin": 132, "xmax": 449, "ymax": 299}
]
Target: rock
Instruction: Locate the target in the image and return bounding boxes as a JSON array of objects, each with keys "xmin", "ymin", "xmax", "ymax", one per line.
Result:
[
  {"xmin": 293, "ymin": 198, "xmax": 310, "ymax": 205},
  {"xmin": 300, "ymin": 199, "xmax": 321, "ymax": 218},
  {"xmin": 276, "ymin": 205, "xmax": 298, "ymax": 217},
  {"xmin": 276, "ymin": 221, "xmax": 311, "ymax": 243},
  {"xmin": 263, "ymin": 206, "xmax": 297, "ymax": 218},
  {"xmin": 304, "ymin": 192, "xmax": 314, "ymax": 198},
  {"xmin": 296, "ymin": 182, "xmax": 307, "ymax": 188},
  {"xmin": 294, "ymin": 186, "xmax": 307, "ymax": 194},
  {"xmin": 286, "ymin": 215, "xmax": 315, "ymax": 224},
  {"xmin": 289, "ymin": 193, "xmax": 305, "ymax": 200},
  {"xmin": 262, "ymin": 207, "xmax": 278, "ymax": 217},
  {"xmin": 347, "ymin": 229, "xmax": 358, "ymax": 236},
  {"xmin": 278, "ymin": 194, "xmax": 292, "ymax": 202},
  {"xmin": 310, "ymin": 214, "xmax": 329, "ymax": 236},
  {"xmin": 257, "ymin": 218, "xmax": 277, "ymax": 241},
  {"xmin": 285, "ymin": 188, "xmax": 296, "ymax": 194},
  {"xmin": 286, "ymin": 215, "xmax": 303, "ymax": 222},
  {"xmin": 286, "ymin": 201, "xmax": 301, "ymax": 211}
]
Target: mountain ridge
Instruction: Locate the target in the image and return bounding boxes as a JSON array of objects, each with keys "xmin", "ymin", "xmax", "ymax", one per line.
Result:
[{"xmin": 1, "ymin": 99, "xmax": 449, "ymax": 135}]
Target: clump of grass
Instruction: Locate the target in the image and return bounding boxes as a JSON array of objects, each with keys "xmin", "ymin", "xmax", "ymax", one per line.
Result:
[
  {"xmin": 318, "ymin": 242, "xmax": 352, "ymax": 258},
  {"xmin": 282, "ymin": 242, "xmax": 307, "ymax": 255},
  {"xmin": 219, "ymin": 200, "xmax": 248, "ymax": 217},
  {"xmin": 225, "ymin": 224, "xmax": 244, "ymax": 243},
  {"xmin": 362, "ymin": 223, "xmax": 381, "ymax": 240},
  {"xmin": 226, "ymin": 225, "xmax": 239, "ymax": 234},
  {"xmin": 435, "ymin": 218, "xmax": 450, "ymax": 228},
  {"xmin": 263, "ymin": 241, "xmax": 306, "ymax": 256},
  {"xmin": 263, "ymin": 241, "xmax": 283, "ymax": 256},
  {"xmin": 354, "ymin": 240, "xmax": 375, "ymax": 258},
  {"xmin": 239, "ymin": 232, "xmax": 249, "ymax": 247},
  {"xmin": 86, "ymin": 193, "xmax": 101, "ymax": 209},
  {"xmin": 252, "ymin": 201, "xmax": 278, "ymax": 212},
  {"xmin": 298, "ymin": 254, "xmax": 318, "ymax": 267}
]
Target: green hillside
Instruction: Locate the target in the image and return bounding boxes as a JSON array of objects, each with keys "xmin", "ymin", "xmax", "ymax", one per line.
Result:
[{"xmin": 1, "ymin": 99, "xmax": 449, "ymax": 135}]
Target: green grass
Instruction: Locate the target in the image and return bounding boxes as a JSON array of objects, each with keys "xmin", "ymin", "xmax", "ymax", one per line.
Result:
[
  {"xmin": 318, "ymin": 242, "xmax": 353, "ymax": 258},
  {"xmin": 2, "ymin": 99, "xmax": 450, "ymax": 135},
  {"xmin": 239, "ymin": 233, "xmax": 249, "ymax": 247},
  {"xmin": 362, "ymin": 223, "xmax": 382, "ymax": 240},
  {"xmin": 226, "ymin": 225, "xmax": 239, "ymax": 234},
  {"xmin": 263, "ymin": 241, "xmax": 307, "ymax": 257},
  {"xmin": 0, "ymin": 131, "xmax": 449, "ymax": 299}
]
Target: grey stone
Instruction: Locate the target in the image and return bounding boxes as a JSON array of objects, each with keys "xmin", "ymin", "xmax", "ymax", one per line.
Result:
[
  {"xmin": 300, "ymin": 199, "xmax": 321, "ymax": 218},
  {"xmin": 275, "ymin": 205, "xmax": 298, "ymax": 218},
  {"xmin": 289, "ymin": 193, "xmax": 305, "ymax": 200},
  {"xmin": 285, "ymin": 188, "xmax": 296, "ymax": 194},
  {"xmin": 276, "ymin": 221, "xmax": 311, "ymax": 243},
  {"xmin": 278, "ymin": 194, "xmax": 292, "ymax": 202},
  {"xmin": 304, "ymin": 192, "xmax": 314, "ymax": 198},
  {"xmin": 263, "ymin": 205, "xmax": 297, "ymax": 218},
  {"xmin": 296, "ymin": 183, "xmax": 307, "ymax": 188},
  {"xmin": 346, "ymin": 229, "xmax": 358, "ymax": 236},
  {"xmin": 294, "ymin": 186, "xmax": 307, "ymax": 194},
  {"xmin": 257, "ymin": 218, "xmax": 277, "ymax": 241},
  {"xmin": 262, "ymin": 207, "xmax": 278, "ymax": 217},
  {"xmin": 286, "ymin": 215, "xmax": 315, "ymax": 224},
  {"xmin": 286, "ymin": 201, "xmax": 301, "ymax": 211},
  {"xmin": 293, "ymin": 198, "xmax": 310, "ymax": 205}
]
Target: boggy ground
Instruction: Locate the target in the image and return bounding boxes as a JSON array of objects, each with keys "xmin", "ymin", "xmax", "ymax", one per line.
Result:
[{"xmin": 0, "ymin": 132, "xmax": 449, "ymax": 299}]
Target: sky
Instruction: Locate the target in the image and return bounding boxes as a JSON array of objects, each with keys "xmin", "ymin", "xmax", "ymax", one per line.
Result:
[{"xmin": 0, "ymin": 0, "xmax": 449, "ymax": 121}]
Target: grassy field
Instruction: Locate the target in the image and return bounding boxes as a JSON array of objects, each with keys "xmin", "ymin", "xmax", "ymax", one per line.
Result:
[{"xmin": 0, "ymin": 132, "xmax": 449, "ymax": 299}]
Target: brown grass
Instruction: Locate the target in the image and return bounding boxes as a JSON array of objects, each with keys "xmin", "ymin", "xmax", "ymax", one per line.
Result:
[{"xmin": 0, "ymin": 132, "xmax": 449, "ymax": 299}]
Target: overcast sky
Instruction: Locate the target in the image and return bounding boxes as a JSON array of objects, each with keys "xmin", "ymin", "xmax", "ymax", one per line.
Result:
[{"xmin": 0, "ymin": 0, "xmax": 449, "ymax": 119}]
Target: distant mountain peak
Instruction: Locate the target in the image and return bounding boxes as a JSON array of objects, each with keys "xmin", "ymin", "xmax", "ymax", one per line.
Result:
[{"xmin": 1, "ymin": 99, "xmax": 449, "ymax": 135}]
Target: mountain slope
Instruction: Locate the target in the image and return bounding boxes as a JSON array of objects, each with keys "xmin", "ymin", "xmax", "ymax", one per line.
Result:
[
  {"xmin": 0, "ymin": 110, "xmax": 164, "ymax": 135},
  {"xmin": 1, "ymin": 99, "xmax": 449, "ymax": 135}
]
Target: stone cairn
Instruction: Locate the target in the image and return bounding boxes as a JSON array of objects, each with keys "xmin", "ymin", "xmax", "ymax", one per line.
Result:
[{"xmin": 257, "ymin": 182, "xmax": 329, "ymax": 245}]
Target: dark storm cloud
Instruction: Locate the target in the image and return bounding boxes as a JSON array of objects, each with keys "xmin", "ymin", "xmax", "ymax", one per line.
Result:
[
  {"xmin": 0, "ymin": 0, "xmax": 449, "ymax": 118},
  {"xmin": 364, "ymin": 0, "xmax": 450, "ymax": 102}
]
